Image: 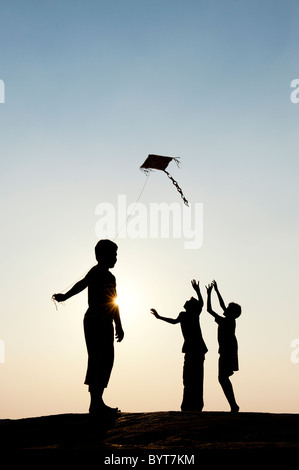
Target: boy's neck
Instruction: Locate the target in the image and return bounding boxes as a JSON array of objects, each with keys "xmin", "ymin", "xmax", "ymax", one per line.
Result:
[{"xmin": 97, "ymin": 262, "xmax": 110, "ymax": 270}]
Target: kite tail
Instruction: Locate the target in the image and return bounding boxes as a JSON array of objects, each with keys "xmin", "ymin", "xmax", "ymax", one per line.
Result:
[
  {"xmin": 172, "ymin": 157, "xmax": 181, "ymax": 168},
  {"xmin": 164, "ymin": 170, "xmax": 189, "ymax": 206}
]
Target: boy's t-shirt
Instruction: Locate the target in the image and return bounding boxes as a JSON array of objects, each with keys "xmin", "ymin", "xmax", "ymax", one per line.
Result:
[
  {"xmin": 178, "ymin": 310, "xmax": 208, "ymax": 355},
  {"xmin": 84, "ymin": 265, "xmax": 118, "ymax": 320},
  {"xmin": 214, "ymin": 314, "xmax": 238, "ymax": 354}
]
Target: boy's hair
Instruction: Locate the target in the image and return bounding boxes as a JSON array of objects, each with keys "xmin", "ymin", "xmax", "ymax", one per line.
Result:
[
  {"xmin": 95, "ymin": 239, "xmax": 118, "ymax": 260},
  {"xmin": 187, "ymin": 296, "xmax": 202, "ymax": 311},
  {"xmin": 228, "ymin": 302, "xmax": 242, "ymax": 318}
]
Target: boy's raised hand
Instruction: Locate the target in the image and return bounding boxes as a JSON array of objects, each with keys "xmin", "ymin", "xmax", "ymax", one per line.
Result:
[
  {"xmin": 211, "ymin": 280, "xmax": 219, "ymax": 291},
  {"xmin": 205, "ymin": 283, "xmax": 213, "ymax": 294},
  {"xmin": 191, "ymin": 279, "xmax": 200, "ymax": 292}
]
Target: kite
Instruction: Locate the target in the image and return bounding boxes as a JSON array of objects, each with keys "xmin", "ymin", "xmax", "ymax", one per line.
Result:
[{"xmin": 140, "ymin": 154, "xmax": 189, "ymax": 206}]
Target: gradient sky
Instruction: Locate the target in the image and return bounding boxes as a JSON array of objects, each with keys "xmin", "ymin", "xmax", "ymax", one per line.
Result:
[{"xmin": 1, "ymin": 0, "xmax": 298, "ymax": 419}]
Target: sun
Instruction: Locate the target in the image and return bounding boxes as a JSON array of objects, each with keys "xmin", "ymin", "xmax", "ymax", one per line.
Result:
[
  {"xmin": 113, "ymin": 283, "xmax": 139, "ymax": 314},
  {"xmin": 113, "ymin": 290, "xmax": 128, "ymax": 310}
]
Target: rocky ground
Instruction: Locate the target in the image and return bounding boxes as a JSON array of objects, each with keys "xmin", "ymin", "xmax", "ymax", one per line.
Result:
[{"xmin": 0, "ymin": 411, "xmax": 298, "ymax": 462}]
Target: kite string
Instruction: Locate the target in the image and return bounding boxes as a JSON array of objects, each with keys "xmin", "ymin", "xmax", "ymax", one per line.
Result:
[
  {"xmin": 51, "ymin": 296, "xmax": 58, "ymax": 310},
  {"xmin": 114, "ymin": 173, "xmax": 150, "ymax": 240},
  {"xmin": 52, "ymin": 175, "xmax": 150, "ymax": 310},
  {"xmin": 164, "ymin": 170, "xmax": 189, "ymax": 206}
]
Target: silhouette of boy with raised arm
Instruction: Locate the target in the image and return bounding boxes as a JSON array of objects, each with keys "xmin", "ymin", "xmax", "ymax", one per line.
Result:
[
  {"xmin": 151, "ymin": 280, "xmax": 208, "ymax": 411},
  {"xmin": 206, "ymin": 280, "xmax": 241, "ymax": 413},
  {"xmin": 53, "ymin": 239, "xmax": 124, "ymax": 415}
]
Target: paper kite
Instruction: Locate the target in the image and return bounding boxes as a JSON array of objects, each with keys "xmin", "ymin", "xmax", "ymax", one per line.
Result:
[{"xmin": 140, "ymin": 154, "xmax": 189, "ymax": 206}]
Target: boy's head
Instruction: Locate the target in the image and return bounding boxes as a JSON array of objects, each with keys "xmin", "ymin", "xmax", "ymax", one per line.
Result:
[
  {"xmin": 95, "ymin": 239, "xmax": 118, "ymax": 267},
  {"xmin": 225, "ymin": 302, "xmax": 242, "ymax": 319},
  {"xmin": 184, "ymin": 296, "xmax": 201, "ymax": 313}
]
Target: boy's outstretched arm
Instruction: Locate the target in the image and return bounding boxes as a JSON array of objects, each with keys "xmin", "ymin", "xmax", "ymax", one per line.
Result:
[
  {"xmin": 212, "ymin": 280, "xmax": 227, "ymax": 311},
  {"xmin": 150, "ymin": 309, "xmax": 180, "ymax": 325},
  {"xmin": 205, "ymin": 284, "xmax": 218, "ymax": 318},
  {"xmin": 53, "ymin": 277, "xmax": 88, "ymax": 303},
  {"xmin": 191, "ymin": 279, "xmax": 203, "ymax": 305}
]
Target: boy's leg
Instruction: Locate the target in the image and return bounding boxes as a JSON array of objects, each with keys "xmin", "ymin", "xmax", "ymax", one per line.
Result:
[
  {"xmin": 218, "ymin": 375, "xmax": 239, "ymax": 412},
  {"xmin": 89, "ymin": 384, "xmax": 105, "ymax": 413},
  {"xmin": 218, "ymin": 356, "xmax": 239, "ymax": 412},
  {"xmin": 89, "ymin": 384, "xmax": 119, "ymax": 414},
  {"xmin": 181, "ymin": 353, "xmax": 204, "ymax": 411}
]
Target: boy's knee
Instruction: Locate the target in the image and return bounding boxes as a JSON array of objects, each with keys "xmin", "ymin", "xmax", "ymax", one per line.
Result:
[{"xmin": 218, "ymin": 373, "xmax": 228, "ymax": 385}]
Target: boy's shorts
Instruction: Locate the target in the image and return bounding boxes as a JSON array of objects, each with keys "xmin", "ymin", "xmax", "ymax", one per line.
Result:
[{"xmin": 218, "ymin": 352, "xmax": 238, "ymax": 378}]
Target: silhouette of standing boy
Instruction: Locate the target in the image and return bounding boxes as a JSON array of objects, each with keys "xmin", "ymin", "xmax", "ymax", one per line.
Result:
[
  {"xmin": 151, "ymin": 280, "xmax": 208, "ymax": 411},
  {"xmin": 53, "ymin": 239, "xmax": 124, "ymax": 415},
  {"xmin": 206, "ymin": 280, "xmax": 241, "ymax": 413}
]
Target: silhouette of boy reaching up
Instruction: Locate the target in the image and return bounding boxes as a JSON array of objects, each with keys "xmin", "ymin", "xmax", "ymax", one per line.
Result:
[
  {"xmin": 206, "ymin": 280, "xmax": 241, "ymax": 413},
  {"xmin": 151, "ymin": 280, "xmax": 208, "ymax": 411},
  {"xmin": 53, "ymin": 239, "xmax": 124, "ymax": 415}
]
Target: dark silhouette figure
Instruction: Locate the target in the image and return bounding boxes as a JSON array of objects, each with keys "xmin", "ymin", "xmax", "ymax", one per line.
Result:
[
  {"xmin": 53, "ymin": 239, "xmax": 124, "ymax": 415},
  {"xmin": 151, "ymin": 280, "xmax": 208, "ymax": 411},
  {"xmin": 206, "ymin": 280, "xmax": 241, "ymax": 413}
]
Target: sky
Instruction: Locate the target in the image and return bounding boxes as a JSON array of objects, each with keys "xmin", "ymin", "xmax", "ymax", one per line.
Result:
[{"xmin": 0, "ymin": 0, "xmax": 298, "ymax": 419}]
